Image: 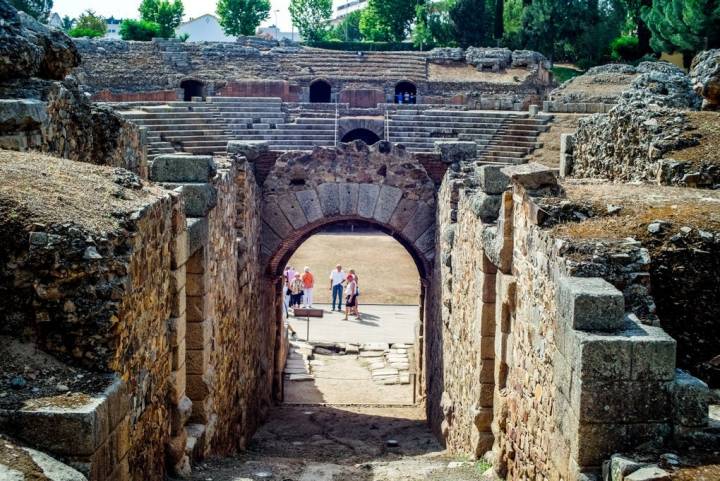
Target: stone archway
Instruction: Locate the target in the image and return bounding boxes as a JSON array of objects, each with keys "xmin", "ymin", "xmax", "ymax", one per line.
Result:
[
  {"xmin": 180, "ymin": 79, "xmax": 205, "ymax": 101},
  {"xmin": 341, "ymin": 129, "xmax": 381, "ymax": 145},
  {"xmin": 309, "ymin": 79, "xmax": 332, "ymax": 103},
  {"xmin": 259, "ymin": 141, "xmax": 437, "ymax": 278}
]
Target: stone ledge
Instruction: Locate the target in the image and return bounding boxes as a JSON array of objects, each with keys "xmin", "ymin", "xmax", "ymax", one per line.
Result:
[
  {"xmin": 150, "ymin": 155, "xmax": 217, "ymax": 183},
  {"xmin": 558, "ymin": 277, "xmax": 625, "ymax": 332}
]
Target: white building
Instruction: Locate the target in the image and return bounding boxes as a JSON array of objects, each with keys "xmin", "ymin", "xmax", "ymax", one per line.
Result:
[
  {"xmin": 332, "ymin": 0, "xmax": 368, "ymax": 25},
  {"xmin": 256, "ymin": 26, "xmax": 298, "ymax": 42},
  {"xmin": 176, "ymin": 14, "xmax": 236, "ymax": 42},
  {"xmin": 48, "ymin": 12, "xmax": 63, "ymax": 29},
  {"xmin": 104, "ymin": 17, "xmax": 122, "ymax": 39}
]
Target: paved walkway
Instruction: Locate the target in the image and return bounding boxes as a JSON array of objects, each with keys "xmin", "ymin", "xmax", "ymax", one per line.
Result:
[{"xmin": 285, "ymin": 304, "xmax": 418, "ymax": 345}]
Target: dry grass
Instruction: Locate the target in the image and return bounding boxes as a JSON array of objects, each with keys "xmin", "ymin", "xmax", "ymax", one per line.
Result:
[
  {"xmin": 428, "ymin": 64, "xmax": 531, "ymax": 84},
  {"xmin": 288, "ymin": 233, "xmax": 420, "ymax": 305},
  {"xmin": 665, "ymin": 111, "xmax": 720, "ymax": 167},
  {"xmin": 552, "ymin": 181, "xmax": 720, "ymax": 241},
  {"xmin": 0, "ymin": 150, "xmax": 164, "ymax": 233},
  {"xmin": 554, "ymin": 72, "xmax": 637, "ymax": 98},
  {"xmin": 528, "ymin": 114, "xmax": 584, "ymax": 169}
]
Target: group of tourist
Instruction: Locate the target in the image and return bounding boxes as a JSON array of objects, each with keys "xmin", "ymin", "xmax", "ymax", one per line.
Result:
[{"xmin": 283, "ymin": 264, "xmax": 361, "ymax": 320}]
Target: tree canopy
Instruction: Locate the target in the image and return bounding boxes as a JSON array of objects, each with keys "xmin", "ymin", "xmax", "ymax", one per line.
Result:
[
  {"xmin": 289, "ymin": 0, "xmax": 332, "ymax": 42},
  {"xmin": 217, "ymin": 0, "xmax": 271, "ymax": 37},
  {"xmin": 68, "ymin": 9, "xmax": 106, "ymax": 38},
  {"xmin": 9, "ymin": 0, "xmax": 53, "ymax": 22},
  {"xmin": 139, "ymin": 0, "xmax": 184, "ymax": 38}
]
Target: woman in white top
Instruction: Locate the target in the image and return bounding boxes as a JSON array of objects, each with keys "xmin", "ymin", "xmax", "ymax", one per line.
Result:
[{"xmin": 343, "ymin": 274, "xmax": 358, "ymax": 320}]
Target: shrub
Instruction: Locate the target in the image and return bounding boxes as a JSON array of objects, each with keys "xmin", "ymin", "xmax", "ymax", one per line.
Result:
[
  {"xmin": 120, "ymin": 19, "xmax": 161, "ymax": 41},
  {"xmin": 305, "ymin": 40, "xmax": 422, "ymax": 51},
  {"xmin": 610, "ymin": 36, "xmax": 642, "ymax": 62},
  {"xmin": 68, "ymin": 27, "xmax": 105, "ymax": 38}
]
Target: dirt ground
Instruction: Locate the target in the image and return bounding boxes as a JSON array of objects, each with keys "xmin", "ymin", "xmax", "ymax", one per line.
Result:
[
  {"xmin": 188, "ymin": 405, "xmax": 487, "ymax": 481},
  {"xmin": 665, "ymin": 111, "xmax": 720, "ymax": 167},
  {"xmin": 288, "ymin": 233, "xmax": 420, "ymax": 305},
  {"xmin": 428, "ymin": 63, "xmax": 530, "ymax": 84},
  {"xmin": 528, "ymin": 113, "xmax": 584, "ymax": 169}
]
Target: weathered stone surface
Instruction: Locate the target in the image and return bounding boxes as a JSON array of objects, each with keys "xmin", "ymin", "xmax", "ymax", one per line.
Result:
[
  {"xmin": 0, "ymin": 99, "xmax": 47, "ymax": 128},
  {"xmin": 501, "ymin": 163, "xmax": 558, "ymax": 191},
  {"xmin": 690, "ymin": 49, "xmax": 720, "ymax": 110},
  {"xmin": 226, "ymin": 140, "xmax": 269, "ymax": 162},
  {"xmin": 428, "ymin": 47, "xmax": 465, "ymax": 63},
  {"xmin": 558, "ymin": 277, "xmax": 625, "ymax": 331},
  {"xmin": 435, "ymin": 141, "xmax": 477, "ymax": 163},
  {"xmin": 625, "ymin": 466, "xmax": 671, "ymax": 481},
  {"xmin": 164, "ymin": 183, "xmax": 218, "ymax": 218},
  {"xmin": 317, "ymin": 182, "xmax": 340, "ymax": 217},
  {"xmin": 476, "ymin": 164, "xmax": 509, "ymax": 195},
  {"xmin": 295, "ymin": 189, "xmax": 323, "ymax": 223},
  {"xmin": 150, "ymin": 155, "xmax": 217, "ymax": 183},
  {"xmin": 466, "ymin": 48, "xmax": 512, "ymax": 71},
  {"xmin": 670, "ymin": 370, "xmax": 709, "ymax": 427},
  {"xmin": 469, "ymin": 192, "xmax": 501, "ymax": 223},
  {"xmin": 373, "ymin": 185, "xmax": 403, "ymax": 223},
  {"xmin": 357, "ymin": 183, "xmax": 380, "ymax": 219},
  {"xmin": 338, "ymin": 182, "xmax": 359, "ymax": 215}
]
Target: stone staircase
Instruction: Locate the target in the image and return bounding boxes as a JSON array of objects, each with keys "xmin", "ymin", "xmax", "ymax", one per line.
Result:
[
  {"xmin": 118, "ymin": 104, "xmax": 232, "ymax": 159},
  {"xmin": 387, "ymin": 105, "xmax": 551, "ymax": 163},
  {"xmin": 278, "ymin": 49, "xmax": 428, "ymax": 81}
]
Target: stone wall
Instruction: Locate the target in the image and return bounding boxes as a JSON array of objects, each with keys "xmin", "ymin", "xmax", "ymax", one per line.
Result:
[
  {"xmin": 425, "ymin": 156, "xmax": 710, "ymax": 481},
  {"xmin": 0, "ymin": 2, "xmax": 147, "ymax": 176}
]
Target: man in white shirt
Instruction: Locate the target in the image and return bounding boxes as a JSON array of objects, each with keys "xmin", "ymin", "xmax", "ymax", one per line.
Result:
[{"xmin": 329, "ymin": 264, "xmax": 346, "ymax": 311}]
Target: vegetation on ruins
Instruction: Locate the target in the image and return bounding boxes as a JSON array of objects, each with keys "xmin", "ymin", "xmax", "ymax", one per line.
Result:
[
  {"xmin": 217, "ymin": 0, "xmax": 271, "ymax": 37},
  {"xmin": 327, "ymin": 9, "xmax": 362, "ymax": 41},
  {"xmin": 68, "ymin": 9, "xmax": 106, "ymax": 38},
  {"xmin": 120, "ymin": 19, "xmax": 161, "ymax": 41},
  {"xmin": 139, "ymin": 0, "xmax": 184, "ymax": 39},
  {"xmin": 289, "ymin": 0, "xmax": 332, "ymax": 42},
  {"xmin": 9, "ymin": 0, "xmax": 52, "ymax": 22},
  {"xmin": 360, "ymin": 0, "xmax": 417, "ymax": 42},
  {"xmin": 642, "ymin": 0, "xmax": 720, "ymax": 66}
]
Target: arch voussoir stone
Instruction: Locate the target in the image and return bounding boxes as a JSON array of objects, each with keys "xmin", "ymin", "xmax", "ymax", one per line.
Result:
[{"xmin": 261, "ymin": 142, "xmax": 437, "ymax": 278}]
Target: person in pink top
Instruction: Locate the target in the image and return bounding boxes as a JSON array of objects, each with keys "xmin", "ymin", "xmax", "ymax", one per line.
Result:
[{"xmin": 343, "ymin": 274, "xmax": 358, "ymax": 320}]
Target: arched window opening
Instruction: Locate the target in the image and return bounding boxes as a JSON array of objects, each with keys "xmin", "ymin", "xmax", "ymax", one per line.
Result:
[
  {"xmin": 309, "ymin": 79, "xmax": 332, "ymax": 103},
  {"xmin": 180, "ymin": 79, "xmax": 204, "ymax": 101},
  {"xmin": 394, "ymin": 81, "xmax": 417, "ymax": 104},
  {"xmin": 341, "ymin": 128, "xmax": 381, "ymax": 145}
]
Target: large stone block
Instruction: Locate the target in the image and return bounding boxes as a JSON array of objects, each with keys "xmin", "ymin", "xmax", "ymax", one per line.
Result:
[
  {"xmin": 186, "ymin": 319, "xmax": 212, "ymax": 350},
  {"xmin": 558, "ymin": 277, "xmax": 625, "ymax": 331},
  {"xmin": 389, "ymin": 198, "xmax": 419, "ymax": 231},
  {"xmin": 317, "ymin": 183, "xmax": 341, "ymax": 216},
  {"xmin": 295, "ymin": 189, "xmax": 323, "ymax": 223},
  {"xmin": 226, "ymin": 140, "xmax": 269, "ymax": 161},
  {"xmin": 402, "ymin": 201, "xmax": 436, "ymax": 242},
  {"xmin": 670, "ymin": 370, "xmax": 709, "ymax": 427},
  {"xmin": 470, "ymin": 191, "xmax": 502, "ymax": 223},
  {"xmin": 276, "ymin": 193, "xmax": 308, "ymax": 229},
  {"xmin": 628, "ymin": 323, "xmax": 676, "ymax": 381},
  {"xmin": 373, "ymin": 185, "xmax": 403, "ymax": 224},
  {"xmin": 434, "ymin": 141, "xmax": 477, "ymax": 163},
  {"xmin": 187, "ymin": 217, "xmax": 209, "ymax": 255},
  {"xmin": 150, "ymin": 155, "xmax": 216, "ymax": 183},
  {"xmin": 163, "ymin": 183, "xmax": 218, "ymax": 218},
  {"xmin": 357, "ymin": 183, "xmax": 380, "ymax": 219},
  {"xmin": 501, "ymin": 163, "xmax": 558, "ymax": 191},
  {"xmin": 338, "ymin": 182, "xmax": 359, "ymax": 215},
  {"xmin": 477, "ymin": 164, "xmax": 510, "ymax": 194}
]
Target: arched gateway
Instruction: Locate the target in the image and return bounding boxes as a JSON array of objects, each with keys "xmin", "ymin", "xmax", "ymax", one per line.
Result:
[{"xmin": 259, "ymin": 141, "xmax": 437, "ymax": 279}]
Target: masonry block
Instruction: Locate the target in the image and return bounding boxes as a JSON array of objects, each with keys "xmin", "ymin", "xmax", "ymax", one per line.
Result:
[
  {"xmin": 558, "ymin": 277, "xmax": 624, "ymax": 331},
  {"xmin": 357, "ymin": 183, "xmax": 380, "ymax": 218},
  {"xmin": 277, "ymin": 192, "xmax": 308, "ymax": 229},
  {"xmin": 187, "ymin": 217, "xmax": 209, "ymax": 255},
  {"xmin": 477, "ymin": 164, "xmax": 510, "ymax": 194},
  {"xmin": 470, "ymin": 191, "xmax": 502, "ymax": 223},
  {"xmin": 317, "ymin": 182, "xmax": 341, "ymax": 216},
  {"xmin": 168, "ymin": 183, "xmax": 217, "ymax": 218},
  {"xmin": 373, "ymin": 185, "xmax": 403, "ymax": 223},
  {"xmin": 171, "ymin": 230, "xmax": 188, "ymax": 270},
  {"xmin": 389, "ymin": 198, "xmax": 418, "ymax": 232},
  {"xmin": 670, "ymin": 370, "xmax": 709, "ymax": 427},
  {"xmin": 150, "ymin": 155, "xmax": 216, "ymax": 183},
  {"xmin": 186, "ymin": 319, "xmax": 212, "ymax": 350},
  {"xmin": 337, "ymin": 182, "xmax": 359, "ymax": 215},
  {"xmin": 628, "ymin": 323, "xmax": 676, "ymax": 381},
  {"xmin": 435, "ymin": 140, "xmax": 477, "ymax": 163},
  {"xmin": 226, "ymin": 140, "xmax": 269, "ymax": 161},
  {"xmin": 171, "ymin": 285, "xmax": 186, "ymax": 318},
  {"xmin": 186, "ymin": 272, "xmax": 206, "ymax": 297},
  {"xmin": 501, "ymin": 162, "xmax": 558, "ymax": 191},
  {"xmin": 169, "ymin": 363, "xmax": 187, "ymax": 404},
  {"xmin": 296, "ymin": 189, "xmax": 323, "ymax": 223},
  {"xmin": 168, "ymin": 314, "xmax": 187, "ymax": 348},
  {"xmin": 170, "ymin": 264, "xmax": 186, "ymax": 294},
  {"xmin": 402, "ymin": 201, "xmax": 435, "ymax": 242},
  {"xmin": 187, "ymin": 348, "xmax": 210, "ymax": 375}
]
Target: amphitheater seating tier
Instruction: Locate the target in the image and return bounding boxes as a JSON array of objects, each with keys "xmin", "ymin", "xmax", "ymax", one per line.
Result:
[{"xmin": 116, "ymin": 98, "xmax": 550, "ymax": 165}]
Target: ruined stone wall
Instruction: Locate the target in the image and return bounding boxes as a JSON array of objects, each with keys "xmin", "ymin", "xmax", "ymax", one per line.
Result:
[{"xmin": 425, "ymin": 157, "xmax": 707, "ymax": 481}]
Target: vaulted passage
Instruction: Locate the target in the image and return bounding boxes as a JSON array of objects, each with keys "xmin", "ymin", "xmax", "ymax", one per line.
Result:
[
  {"xmin": 341, "ymin": 128, "xmax": 381, "ymax": 145},
  {"xmin": 309, "ymin": 79, "xmax": 332, "ymax": 103},
  {"xmin": 180, "ymin": 79, "xmax": 204, "ymax": 101}
]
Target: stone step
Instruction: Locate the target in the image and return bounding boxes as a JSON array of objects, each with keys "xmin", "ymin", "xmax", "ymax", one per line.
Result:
[{"xmin": 208, "ymin": 96, "xmax": 282, "ymax": 103}]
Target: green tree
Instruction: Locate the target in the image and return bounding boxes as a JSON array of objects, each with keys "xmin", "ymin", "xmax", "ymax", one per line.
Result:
[
  {"xmin": 61, "ymin": 15, "xmax": 74, "ymax": 31},
  {"xmin": 68, "ymin": 9, "xmax": 106, "ymax": 38},
  {"xmin": 9, "ymin": 0, "xmax": 53, "ymax": 22},
  {"xmin": 359, "ymin": 5, "xmax": 390, "ymax": 41},
  {"xmin": 139, "ymin": 0, "xmax": 184, "ymax": 38},
  {"xmin": 362, "ymin": 0, "xmax": 418, "ymax": 42},
  {"xmin": 216, "ymin": 0, "xmax": 271, "ymax": 36},
  {"xmin": 449, "ymin": 0, "xmax": 488, "ymax": 47},
  {"xmin": 120, "ymin": 19, "xmax": 161, "ymax": 41},
  {"xmin": 413, "ymin": 0, "xmax": 455, "ymax": 48},
  {"xmin": 289, "ymin": 0, "xmax": 332, "ymax": 42},
  {"xmin": 642, "ymin": 0, "xmax": 720, "ymax": 66},
  {"xmin": 328, "ymin": 10, "xmax": 362, "ymax": 41}
]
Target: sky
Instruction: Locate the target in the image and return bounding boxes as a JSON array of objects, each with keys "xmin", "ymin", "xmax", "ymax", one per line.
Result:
[{"xmin": 52, "ymin": 0, "xmax": 296, "ymax": 31}]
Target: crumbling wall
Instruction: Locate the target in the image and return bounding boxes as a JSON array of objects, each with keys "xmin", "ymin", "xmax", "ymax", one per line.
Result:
[{"xmin": 0, "ymin": 1, "xmax": 147, "ymax": 176}]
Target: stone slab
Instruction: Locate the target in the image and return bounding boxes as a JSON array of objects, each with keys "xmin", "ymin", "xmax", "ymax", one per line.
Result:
[
  {"xmin": 389, "ymin": 198, "xmax": 419, "ymax": 232},
  {"xmin": 276, "ymin": 193, "xmax": 308, "ymax": 230},
  {"xmin": 262, "ymin": 202, "xmax": 294, "ymax": 238},
  {"xmin": 402, "ymin": 201, "xmax": 435, "ymax": 242},
  {"xmin": 373, "ymin": 185, "xmax": 403, "ymax": 224},
  {"xmin": 558, "ymin": 277, "xmax": 625, "ymax": 331},
  {"xmin": 476, "ymin": 164, "xmax": 510, "ymax": 195},
  {"xmin": 164, "ymin": 183, "xmax": 218, "ymax": 218},
  {"xmin": 317, "ymin": 183, "xmax": 341, "ymax": 217},
  {"xmin": 296, "ymin": 189, "xmax": 323, "ymax": 223},
  {"xmin": 151, "ymin": 155, "xmax": 216, "ymax": 183},
  {"xmin": 357, "ymin": 183, "xmax": 380, "ymax": 219},
  {"xmin": 338, "ymin": 183, "xmax": 359, "ymax": 215}
]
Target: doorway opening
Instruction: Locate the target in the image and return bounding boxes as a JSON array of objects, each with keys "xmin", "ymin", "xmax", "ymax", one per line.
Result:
[
  {"xmin": 309, "ymin": 79, "xmax": 332, "ymax": 103},
  {"xmin": 394, "ymin": 81, "xmax": 417, "ymax": 104},
  {"xmin": 180, "ymin": 79, "xmax": 204, "ymax": 101},
  {"xmin": 340, "ymin": 128, "xmax": 381, "ymax": 145}
]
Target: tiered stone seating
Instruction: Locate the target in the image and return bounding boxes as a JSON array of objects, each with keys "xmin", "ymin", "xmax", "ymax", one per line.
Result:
[
  {"xmin": 119, "ymin": 103, "xmax": 232, "ymax": 158},
  {"xmin": 213, "ymin": 98, "xmax": 336, "ymax": 150},
  {"xmin": 278, "ymin": 49, "xmax": 428, "ymax": 81},
  {"xmin": 387, "ymin": 105, "xmax": 550, "ymax": 163}
]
